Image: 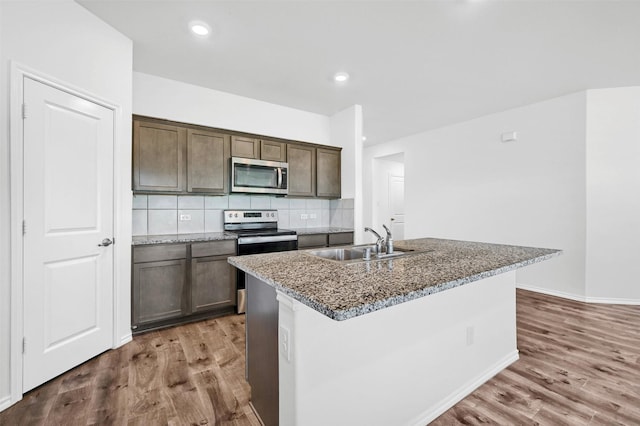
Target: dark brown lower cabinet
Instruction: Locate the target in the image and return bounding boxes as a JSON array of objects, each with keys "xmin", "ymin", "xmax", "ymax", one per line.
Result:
[
  {"xmin": 132, "ymin": 240, "xmax": 237, "ymax": 333},
  {"xmin": 133, "ymin": 258, "xmax": 188, "ymax": 325},
  {"xmin": 191, "ymin": 255, "xmax": 236, "ymax": 313},
  {"xmin": 297, "ymin": 232, "xmax": 354, "ymax": 249}
]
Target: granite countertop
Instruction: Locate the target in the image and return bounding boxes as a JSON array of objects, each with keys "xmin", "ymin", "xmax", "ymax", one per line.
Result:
[
  {"xmin": 132, "ymin": 232, "xmax": 237, "ymax": 246},
  {"xmin": 228, "ymin": 238, "xmax": 561, "ymax": 321},
  {"xmin": 132, "ymin": 228, "xmax": 352, "ymax": 245},
  {"xmin": 292, "ymin": 227, "xmax": 354, "ymax": 235}
]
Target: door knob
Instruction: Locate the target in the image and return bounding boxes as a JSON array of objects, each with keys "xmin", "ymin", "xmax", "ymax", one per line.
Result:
[{"xmin": 98, "ymin": 238, "xmax": 114, "ymax": 247}]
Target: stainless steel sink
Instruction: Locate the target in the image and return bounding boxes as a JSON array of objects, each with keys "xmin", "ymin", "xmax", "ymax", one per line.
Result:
[
  {"xmin": 307, "ymin": 246, "xmax": 419, "ymax": 264},
  {"xmin": 308, "ymin": 247, "xmax": 363, "ymax": 261}
]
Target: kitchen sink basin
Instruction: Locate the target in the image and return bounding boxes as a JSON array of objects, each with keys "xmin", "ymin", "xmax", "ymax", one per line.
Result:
[
  {"xmin": 307, "ymin": 247, "xmax": 365, "ymax": 261},
  {"xmin": 306, "ymin": 245, "xmax": 429, "ymax": 264}
]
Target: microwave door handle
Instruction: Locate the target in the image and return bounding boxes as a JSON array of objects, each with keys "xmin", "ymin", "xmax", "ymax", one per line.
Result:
[{"xmin": 277, "ymin": 167, "xmax": 282, "ymax": 188}]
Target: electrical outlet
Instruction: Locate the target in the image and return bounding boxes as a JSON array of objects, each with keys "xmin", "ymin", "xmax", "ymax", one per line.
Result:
[
  {"xmin": 301, "ymin": 214, "xmax": 308, "ymax": 220},
  {"xmin": 279, "ymin": 325, "xmax": 291, "ymax": 362},
  {"xmin": 466, "ymin": 326, "xmax": 474, "ymax": 346},
  {"xmin": 309, "ymin": 213, "xmax": 317, "ymax": 219},
  {"xmin": 179, "ymin": 214, "xmax": 191, "ymax": 221}
]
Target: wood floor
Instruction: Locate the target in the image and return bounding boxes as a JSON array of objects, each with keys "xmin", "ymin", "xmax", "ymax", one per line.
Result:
[
  {"xmin": 432, "ymin": 289, "xmax": 640, "ymax": 425},
  {"xmin": 1, "ymin": 289, "xmax": 638, "ymax": 425},
  {"xmin": 0, "ymin": 314, "xmax": 260, "ymax": 426}
]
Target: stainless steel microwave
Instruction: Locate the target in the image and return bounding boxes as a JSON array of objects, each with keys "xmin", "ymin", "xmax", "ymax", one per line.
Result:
[{"xmin": 231, "ymin": 157, "xmax": 289, "ymax": 195}]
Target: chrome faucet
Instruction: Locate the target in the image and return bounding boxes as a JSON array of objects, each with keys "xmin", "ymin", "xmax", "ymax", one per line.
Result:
[
  {"xmin": 364, "ymin": 227, "xmax": 384, "ymax": 255},
  {"xmin": 382, "ymin": 224, "xmax": 393, "ymax": 254}
]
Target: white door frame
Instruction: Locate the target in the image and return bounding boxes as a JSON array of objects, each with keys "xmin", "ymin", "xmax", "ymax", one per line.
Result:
[{"xmin": 9, "ymin": 62, "xmax": 124, "ymax": 404}]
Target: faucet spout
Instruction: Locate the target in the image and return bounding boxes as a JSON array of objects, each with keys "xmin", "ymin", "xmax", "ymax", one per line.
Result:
[{"xmin": 364, "ymin": 227, "xmax": 384, "ymax": 255}]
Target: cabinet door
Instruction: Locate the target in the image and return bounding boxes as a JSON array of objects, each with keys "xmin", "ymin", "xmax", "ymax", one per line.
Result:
[
  {"xmin": 329, "ymin": 232, "xmax": 353, "ymax": 246},
  {"xmin": 133, "ymin": 120, "xmax": 186, "ymax": 192},
  {"xmin": 187, "ymin": 129, "xmax": 230, "ymax": 194},
  {"xmin": 298, "ymin": 234, "xmax": 328, "ymax": 249},
  {"xmin": 132, "ymin": 259, "xmax": 187, "ymax": 326},
  {"xmin": 231, "ymin": 135, "xmax": 259, "ymax": 159},
  {"xmin": 260, "ymin": 140, "xmax": 287, "ymax": 162},
  {"xmin": 316, "ymin": 148, "xmax": 341, "ymax": 198},
  {"xmin": 287, "ymin": 144, "xmax": 316, "ymax": 197},
  {"xmin": 191, "ymin": 256, "xmax": 236, "ymax": 313}
]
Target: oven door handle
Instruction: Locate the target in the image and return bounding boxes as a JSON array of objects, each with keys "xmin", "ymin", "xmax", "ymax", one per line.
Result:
[
  {"xmin": 277, "ymin": 167, "xmax": 283, "ymax": 188},
  {"xmin": 238, "ymin": 235, "xmax": 298, "ymax": 245}
]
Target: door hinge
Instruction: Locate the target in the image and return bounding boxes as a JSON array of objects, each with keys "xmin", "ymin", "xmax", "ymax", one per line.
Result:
[
  {"xmin": 22, "ymin": 220, "xmax": 26, "ymax": 235},
  {"xmin": 22, "ymin": 337, "xmax": 26, "ymax": 354},
  {"xmin": 22, "ymin": 103, "xmax": 27, "ymax": 119}
]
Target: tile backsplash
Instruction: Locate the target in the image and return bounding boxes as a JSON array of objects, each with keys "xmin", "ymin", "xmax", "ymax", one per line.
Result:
[{"xmin": 132, "ymin": 194, "xmax": 354, "ymax": 236}]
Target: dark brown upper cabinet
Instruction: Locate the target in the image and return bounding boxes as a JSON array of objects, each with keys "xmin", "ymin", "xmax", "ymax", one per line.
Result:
[
  {"xmin": 260, "ymin": 139, "xmax": 287, "ymax": 162},
  {"xmin": 287, "ymin": 144, "xmax": 316, "ymax": 197},
  {"xmin": 231, "ymin": 135, "xmax": 259, "ymax": 159},
  {"xmin": 187, "ymin": 128, "xmax": 230, "ymax": 194},
  {"xmin": 316, "ymin": 147, "xmax": 341, "ymax": 198},
  {"xmin": 133, "ymin": 116, "xmax": 342, "ymax": 198},
  {"xmin": 231, "ymin": 136, "xmax": 287, "ymax": 163},
  {"xmin": 133, "ymin": 120, "xmax": 187, "ymax": 192}
]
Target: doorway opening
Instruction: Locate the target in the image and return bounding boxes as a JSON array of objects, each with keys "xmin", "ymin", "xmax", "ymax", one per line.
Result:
[{"xmin": 372, "ymin": 153, "xmax": 405, "ymax": 240}]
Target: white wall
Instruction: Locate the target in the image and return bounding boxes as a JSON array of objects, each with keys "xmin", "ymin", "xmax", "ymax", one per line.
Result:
[
  {"xmin": 329, "ymin": 105, "xmax": 363, "ymax": 241},
  {"xmin": 134, "ymin": 72, "xmax": 331, "ymax": 146},
  {"xmin": 0, "ymin": 0, "xmax": 132, "ymax": 408},
  {"xmin": 585, "ymin": 87, "xmax": 640, "ymax": 302},
  {"xmin": 364, "ymin": 92, "xmax": 588, "ymax": 298}
]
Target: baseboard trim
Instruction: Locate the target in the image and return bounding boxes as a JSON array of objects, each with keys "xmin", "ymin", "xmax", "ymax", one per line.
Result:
[
  {"xmin": 584, "ymin": 295, "xmax": 640, "ymax": 305},
  {"xmin": 118, "ymin": 332, "xmax": 133, "ymax": 347},
  {"xmin": 409, "ymin": 350, "xmax": 520, "ymax": 426},
  {"xmin": 517, "ymin": 284, "xmax": 640, "ymax": 305},
  {"xmin": 517, "ymin": 283, "xmax": 587, "ymax": 302},
  {"xmin": 0, "ymin": 395, "xmax": 13, "ymax": 412}
]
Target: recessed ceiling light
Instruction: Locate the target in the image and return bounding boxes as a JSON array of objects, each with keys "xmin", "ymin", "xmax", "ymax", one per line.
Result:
[
  {"xmin": 362, "ymin": 136, "xmax": 367, "ymax": 142},
  {"xmin": 334, "ymin": 72, "xmax": 350, "ymax": 83},
  {"xmin": 189, "ymin": 21, "xmax": 210, "ymax": 37}
]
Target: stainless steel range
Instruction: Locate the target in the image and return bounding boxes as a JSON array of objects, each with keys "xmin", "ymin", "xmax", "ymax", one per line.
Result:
[{"xmin": 224, "ymin": 209, "xmax": 297, "ymax": 313}]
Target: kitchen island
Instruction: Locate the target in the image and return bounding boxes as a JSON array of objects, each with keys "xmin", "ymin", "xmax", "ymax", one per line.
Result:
[{"xmin": 228, "ymin": 238, "xmax": 560, "ymax": 426}]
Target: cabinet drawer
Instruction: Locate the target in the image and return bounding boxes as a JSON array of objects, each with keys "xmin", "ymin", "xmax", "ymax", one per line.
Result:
[
  {"xmin": 133, "ymin": 244, "xmax": 187, "ymax": 263},
  {"xmin": 329, "ymin": 232, "xmax": 354, "ymax": 246},
  {"xmin": 298, "ymin": 234, "xmax": 328, "ymax": 249},
  {"xmin": 192, "ymin": 240, "xmax": 237, "ymax": 258}
]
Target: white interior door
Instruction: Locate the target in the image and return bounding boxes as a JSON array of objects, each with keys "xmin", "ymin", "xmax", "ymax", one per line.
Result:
[
  {"xmin": 22, "ymin": 77, "xmax": 114, "ymax": 392},
  {"xmin": 389, "ymin": 174, "xmax": 405, "ymax": 240}
]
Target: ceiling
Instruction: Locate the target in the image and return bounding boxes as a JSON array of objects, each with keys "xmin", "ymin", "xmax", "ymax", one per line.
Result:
[{"xmin": 78, "ymin": 1, "xmax": 640, "ymax": 146}]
